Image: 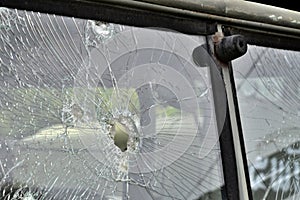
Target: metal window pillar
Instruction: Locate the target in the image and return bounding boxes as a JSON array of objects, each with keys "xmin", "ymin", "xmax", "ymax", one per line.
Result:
[{"xmin": 207, "ymin": 24, "xmax": 253, "ymax": 200}]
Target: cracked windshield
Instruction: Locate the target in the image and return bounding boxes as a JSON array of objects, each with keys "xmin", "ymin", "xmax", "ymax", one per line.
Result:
[
  {"xmin": 233, "ymin": 45, "xmax": 300, "ymax": 200},
  {"xmin": 0, "ymin": 8, "xmax": 225, "ymax": 199}
]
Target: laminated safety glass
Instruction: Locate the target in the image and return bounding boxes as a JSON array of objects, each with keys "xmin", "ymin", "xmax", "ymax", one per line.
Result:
[
  {"xmin": 0, "ymin": 8, "xmax": 226, "ymax": 199},
  {"xmin": 233, "ymin": 45, "xmax": 300, "ymax": 200}
]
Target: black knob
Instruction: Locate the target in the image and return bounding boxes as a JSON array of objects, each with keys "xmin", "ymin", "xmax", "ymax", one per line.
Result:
[{"xmin": 215, "ymin": 35, "xmax": 247, "ymax": 63}]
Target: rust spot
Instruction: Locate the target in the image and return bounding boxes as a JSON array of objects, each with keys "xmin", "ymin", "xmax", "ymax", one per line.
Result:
[{"xmin": 212, "ymin": 32, "xmax": 224, "ymax": 44}]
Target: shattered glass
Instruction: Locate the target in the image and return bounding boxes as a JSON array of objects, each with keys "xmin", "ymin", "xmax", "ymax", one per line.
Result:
[
  {"xmin": 233, "ymin": 45, "xmax": 300, "ymax": 200},
  {"xmin": 0, "ymin": 8, "xmax": 225, "ymax": 199}
]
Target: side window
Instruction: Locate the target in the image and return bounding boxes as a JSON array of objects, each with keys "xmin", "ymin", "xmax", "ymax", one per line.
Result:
[
  {"xmin": 0, "ymin": 8, "xmax": 226, "ymax": 199},
  {"xmin": 233, "ymin": 45, "xmax": 300, "ymax": 199}
]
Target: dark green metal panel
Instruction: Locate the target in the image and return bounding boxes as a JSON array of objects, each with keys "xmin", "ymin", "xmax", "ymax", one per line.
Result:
[
  {"xmin": 0, "ymin": 0, "xmax": 217, "ymax": 35},
  {"xmin": 1, "ymin": 0, "xmax": 300, "ymax": 36}
]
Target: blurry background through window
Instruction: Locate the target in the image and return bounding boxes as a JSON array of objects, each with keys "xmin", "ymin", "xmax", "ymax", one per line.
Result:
[
  {"xmin": 233, "ymin": 45, "xmax": 300, "ymax": 200},
  {"xmin": 0, "ymin": 8, "xmax": 225, "ymax": 199}
]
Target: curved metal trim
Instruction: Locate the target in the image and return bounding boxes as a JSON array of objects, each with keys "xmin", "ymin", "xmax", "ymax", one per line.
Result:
[
  {"xmin": 134, "ymin": 0, "xmax": 300, "ymax": 30},
  {"xmin": 1, "ymin": 0, "xmax": 300, "ymax": 37}
]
